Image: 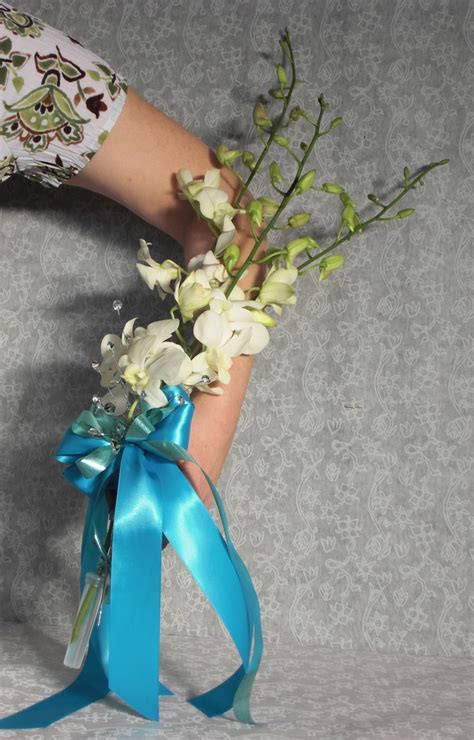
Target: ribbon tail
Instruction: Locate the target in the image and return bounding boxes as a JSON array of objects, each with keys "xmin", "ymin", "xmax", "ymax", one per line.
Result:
[
  {"xmin": 107, "ymin": 444, "xmax": 163, "ymax": 721},
  {"xmin": 144, "ymin": 437, "xmax": 264, "ymax": 725},
  {"xmin": 151, "ymin": 458, "xmax": 256, "ymax": 720},
  {"xmin": 179, "ymin": 447, "xmax": 264, "ymax": 724},
  {"xmin": 0, "ymin": 629, "xmax": 110, "ymax": 730}
]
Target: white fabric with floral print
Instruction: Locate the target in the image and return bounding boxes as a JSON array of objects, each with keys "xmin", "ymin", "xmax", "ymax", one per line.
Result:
[{"xmin": 0, "ymin": 2, "xmax": 128, "ymax": 188}]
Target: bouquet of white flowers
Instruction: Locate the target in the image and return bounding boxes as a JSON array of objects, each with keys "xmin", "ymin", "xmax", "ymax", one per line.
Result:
[{"xmin": 0, "ymin": 27, "xmax": 448, "ymax": 732}]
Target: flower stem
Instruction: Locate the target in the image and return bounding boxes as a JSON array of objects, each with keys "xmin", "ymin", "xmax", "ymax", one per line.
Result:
[
  {"xmin": 232, "ymin": 28, "xmax": 299, "ymax": 210},
  {"xmin": 223, "ymin": 87, "xmax": 328, "ymax": 299},
  {"xmin": 127, "ymin": 398, "xmax": 139, "ymax": 423},
  {"xmin": 296, "ymin": 160, "xmax": 449, "ymax": 275}
]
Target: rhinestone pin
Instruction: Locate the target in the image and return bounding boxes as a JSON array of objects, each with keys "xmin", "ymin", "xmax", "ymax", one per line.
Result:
[{"xmin": 112, "ymin": 299, "xmax": 123, "ymax": 319}]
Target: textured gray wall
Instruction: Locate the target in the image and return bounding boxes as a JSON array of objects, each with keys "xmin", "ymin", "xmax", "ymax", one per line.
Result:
[{"xmin": 1, "ymin": 0, "xmax": 472, "ymax": 660}]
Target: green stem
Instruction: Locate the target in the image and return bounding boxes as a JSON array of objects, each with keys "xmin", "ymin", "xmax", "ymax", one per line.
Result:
[
  {"xmin": 69, "ymin": 581, "xmax": 99, "ymax": 643},
  {"xmin": 296, "ymin": 160, "xmax": 448, "ymax": 275},
  {"xmin": 127, "ymin": 398, "xmax": 139, "ymax": 423},
  {"xmin": 223, "ymin": 86, "xmax": 328, "ymax": 299},
  {"xmin": 232, "ymin": 28, "xmax": 299, "ymax": 210},
  {"xmin": 170, "ymin": 305, "xmax": 192, "ymax": 355}
]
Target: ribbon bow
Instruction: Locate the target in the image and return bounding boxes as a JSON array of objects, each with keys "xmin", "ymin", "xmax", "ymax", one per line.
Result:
[{"xmin": 0, "ymin": 384, "xmax": 263, "ymax": 729}]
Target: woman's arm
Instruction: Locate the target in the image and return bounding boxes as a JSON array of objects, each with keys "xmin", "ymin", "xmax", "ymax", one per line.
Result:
[{"xmin": 66, "ymin": 86, "xmax": 268, "ymax": 509}]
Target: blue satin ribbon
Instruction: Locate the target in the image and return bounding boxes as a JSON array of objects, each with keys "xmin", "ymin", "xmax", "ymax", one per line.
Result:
[{"xmin": 0, "ymin": 384, "xmax": 263, "ymax": 729}]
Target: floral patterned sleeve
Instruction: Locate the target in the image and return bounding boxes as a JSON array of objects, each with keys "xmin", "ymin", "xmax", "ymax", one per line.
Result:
[{"xmin": 0, "ymin": 2, "xmax": 129, "ymax": 188}]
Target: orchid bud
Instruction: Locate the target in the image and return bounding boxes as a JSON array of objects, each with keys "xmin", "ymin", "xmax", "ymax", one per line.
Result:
[
  {"xmin": 247, "ymin": 199, "xmax": 264, "ymax": 226},
  {"xmin": 274, "ymin": 134, "xmax": 289, "ymax": 147},
  {"xmin": 268, "ymin": 87, "xmax": 285, "ymax": 99},
  {"xmin": 318, "ymin": 93, "xmax": 329, "ymax": 110},
  {"xmin": 246, "ymin": 307, "xmax": 277, "ymax": 327},
  {"xmin": 223, "ymin": 243, "xmax": 240, "ymax": 273},
  {"xmin": 285, "ymin": 235, "xmax": 318, "ymax": 264},
  {"xmin": 259, "ymin": 197, "xmax": 280, "ymax": 216},
  {"xmin": 318, "ymin": 254, "xmax": 344, "ymax": 282},
  {"xmin": 367, "ymin": 193, "xmax": 380, "ymax": 203},
  {"xmin": 322, "ymin": 182, "xmax": 344, "ymax": 193},
  {"xmin": 277, "ymin": 64, "xmax": 288, "ymax": 86},
  {"xmin": 288, "ymin": 212, "xmax": 311, "ymax": 228},
  {"xmin": 339, "ymin": 191, "xmax": 356, "ymax": 207},
  {"xmin": 290, "ymin": 106, "xmax": 303, "ymax": 121},
  {"xmin": 342, "ymin": 204, "xmax": 357, "ymax": 232},
  {"xmin": 216, "ymin": 143, "xmax": 241, "ymax": 166},
  {"xmin": 176, "ymin": 278, "xmax": 213, "ymax": 322},
  {"xmin": 253, "ymin": 101, "xmax": 272, "ymax": 128},
  {"xmin": 396, "ymin": 208, "xmax": 415, "ymax": 218},
  {"xmin": 279, "ymin": 38, "xmax": 290, "ymax": 60},
  {"xmin": 329, "ymin": 117, "xmax": 342, "ymax": 129},
  {"xmin": 295, "ymin": 169, "xmax": 316, "ymax": 194},
  {"xmin": 269, "ymin": 161, "xmax": 283, "ymax": 184},
  {"xmin": 242, "ymin": 150, "xmax": 257, "ymax": 169}
]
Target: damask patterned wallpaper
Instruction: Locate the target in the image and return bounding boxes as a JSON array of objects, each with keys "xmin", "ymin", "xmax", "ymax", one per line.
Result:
[{"xmin": 0, "ymin": 0, "xmax": 472, "ymax": 660}]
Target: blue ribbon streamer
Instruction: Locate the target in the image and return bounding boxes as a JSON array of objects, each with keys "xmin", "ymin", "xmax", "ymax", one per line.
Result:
[{"xmin": 0, "ymin": 384, "xmax": 263, "ymax": 729}]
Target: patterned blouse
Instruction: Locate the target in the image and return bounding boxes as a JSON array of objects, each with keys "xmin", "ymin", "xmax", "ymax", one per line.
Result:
[{"xmin": 0, "ymin": 2, "xmax": 129, "ymax": 188}]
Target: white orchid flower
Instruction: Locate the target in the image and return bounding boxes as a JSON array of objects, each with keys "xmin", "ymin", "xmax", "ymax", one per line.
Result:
[
  {"xmin": 181, "ymin": 352, "xmax": 222, "ymax": 396},
  {"xmin": 186, "ymin": 249, "xmax": 228, "ymax": 286},
  {"xmin": 174, "ymin": 268, "xmax": 213, "ymax": 322},
  {"xmin": 204, "ymin": 285, "xmax": 271, "ymax": 353},
  {"xmin": 187, "ymin": 295, "xmax": 269, "ymax": 387},
  {"xmin": 117, "ymin": 318, "xmax": 193, "ymax": 408},
  {"xmin": 257, "ymin": 264, "xmax": 298, "ymax": 315},
  {"xmin": 177, "ymin": 168, "xmax": 246, "ymax": 256},
  {"xmin": 97, "ymin": 316, "xmax": 142, "ymax": 388},
  {"xmin": 136, "ymin": 238, "xmax": 181, "ymax": 298}
]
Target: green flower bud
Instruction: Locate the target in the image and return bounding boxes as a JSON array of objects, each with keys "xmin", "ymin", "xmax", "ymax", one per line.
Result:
[
  {"xmin": 268, "ymin": 87, "xmax": 285, "ymax": 99},
  {"xmin": 367, "ymin": 193, "xmax": 380, "ymax": 203},
  {"xmin": 318, "ymin": 254, "xmax": 344, "ymax": 282},
  {"xmin": 318, "ymin": 93, "xmax": 328, "ymax": 109},
  {"xmin": 295, "ymin": 169, "xmax": 316, "ymax": 195},
  {"xmin": 397, "ymin": 208, "xmax": 415, "ymax": 218},
  {"xmin": 329, "ymin": 117, "xmax": 342, "ymax": 129},
  {"xmin": 247, "ymin": 199, "xmax": 264, "ymax": 226},
  {"xmin": 215, "ymin": 143, "xmax": 241, "ymax": 166},
  {"xmin": 285, "ymin": 235, "xmax": 318, "ymax": 264},
  {"xmin": 242, "ymin": 150, "xmax": 256, "ymax": 169},
  {"xmin": 277, "ymin": 64, "xmax": 288, "ymax": 86},
  {"xmin": 322, "ymin": 182, "xmax": 344, "ymax": 194},
  {"xmin": 279, "ymin": 39, "xmax": 291, "ymax": 60},
  {"xmin": 223, "ymin": 243, "xmax": 240, "ymax": 273},
  {"xmin": 403, "ymin": 166, "xmax": 410, "ymax": 180},
  {"xmin": 339, "ymin": 192, "xmax": 356, "ymax": 207},
  {"xmin": 288, "ymin": 212, "xmax": 311, "ymax": 228},
  {"xmin": 342, "ymin": 204, "xmax": 357, "ymax": 232},
  {"xmin": 186, "ymin": 181, "xmax": 205, "ymax": 198},
  {"xmin": 253, "ymin": 101, "xmax": 272, "ymax": 128},
  {"xmin": 269, "ymin": 161, "xmax": 283, "ymax": 184},
  {"xmin": 259, "ymin": 197, "xmax": 280, "ymax": 216},
  {"xmin": 274, "ymin": 134, "xmax": 289, "ymax": 147},
  {"xmin": 289, "ymin": 106, "xmax": 303, "ymax": 121},
  {"xmin": 245, "ymin": 307, "xmax": 277, "ymax": 328}
]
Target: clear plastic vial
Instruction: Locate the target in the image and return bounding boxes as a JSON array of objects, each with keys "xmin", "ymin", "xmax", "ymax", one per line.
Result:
[{"xmin": 63, "ymin": 571, "xmax": 106, "ymax": 670}]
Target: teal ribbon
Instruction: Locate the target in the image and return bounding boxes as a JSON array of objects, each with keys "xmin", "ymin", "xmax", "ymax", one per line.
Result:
[{"xmin": 0, "ymin": 384, "xmax": 263, "ymax": 729}]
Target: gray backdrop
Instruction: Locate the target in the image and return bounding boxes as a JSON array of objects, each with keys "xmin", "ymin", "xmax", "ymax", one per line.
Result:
[{"xmin": 1, "ymin": 0, "xmax": 472, "ymax": 663}]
